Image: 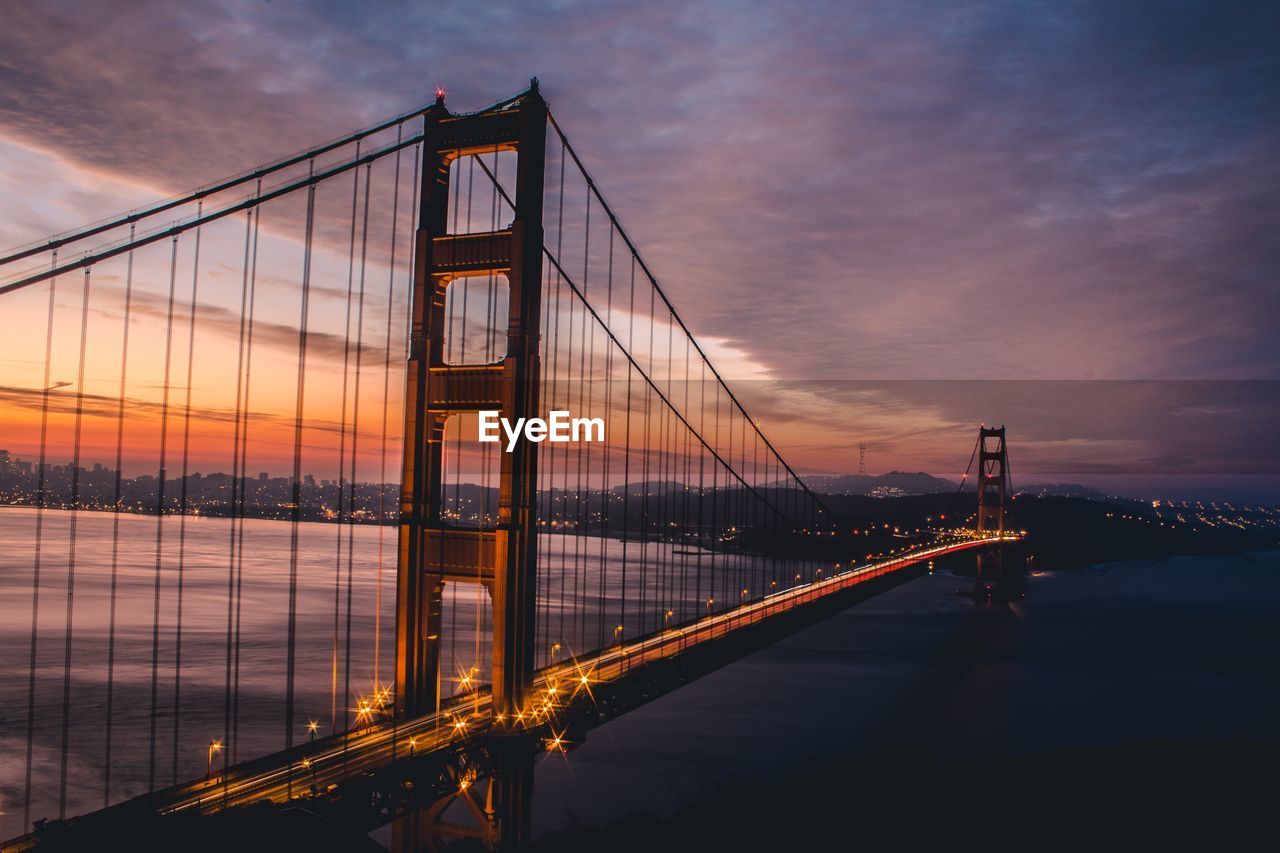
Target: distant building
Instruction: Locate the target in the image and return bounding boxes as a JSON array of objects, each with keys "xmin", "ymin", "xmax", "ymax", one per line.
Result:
[{"xmin": 258, "ymin": 472, "xmax": 269, "ymax": 481}]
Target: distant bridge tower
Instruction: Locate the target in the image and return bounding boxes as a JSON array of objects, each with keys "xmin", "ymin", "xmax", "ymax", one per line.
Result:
[
  {"xmin": 974, "ymin": 425, "xmax": 1012, "ymax": 598},
  {"xmin": 858, "ymin": 441, "xmax": 866, "ymax": 476},
  {"xmin": 396, "ymin": 83, "xmax": 547, "ymax": 729},
  {"xmin": 976, "ymin": 426, "xmax": 1006, "ymax": 538}
]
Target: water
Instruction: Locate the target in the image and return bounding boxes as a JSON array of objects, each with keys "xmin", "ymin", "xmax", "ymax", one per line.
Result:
[
  {"xmin": 0, "ymin": 506, "xmax": 804, "ymax": 839},
  {"xmin": 3, "ymin": 505, "xmax": 1274, "ymax": 843},
  {"xmin": 523, "ymin": 551, "xmax": 1280, "ymax": 838}
]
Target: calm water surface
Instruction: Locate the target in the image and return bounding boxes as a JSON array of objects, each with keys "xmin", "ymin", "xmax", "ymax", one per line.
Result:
[
  {"xmin": 523, "ymin": 550, "xmax": 1280, "ymax": 838},
  {"xmin": 2, "ymin": 505, "xmax": 1275, "ymax": 842},
  {"xmin": 0, "ymin": 506, "xmax": 799, "ymax": 839}
]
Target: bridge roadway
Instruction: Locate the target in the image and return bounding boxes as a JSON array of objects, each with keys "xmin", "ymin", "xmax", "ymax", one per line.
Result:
[{"xmin": 3, "ymin": 536, "xmax": 1003, "ymax": 852}]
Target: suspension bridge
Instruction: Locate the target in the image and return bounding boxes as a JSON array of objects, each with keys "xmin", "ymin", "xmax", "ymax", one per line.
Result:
[{"xmin": 0, "ymin": 81, "xmax": 1017, "ymax": 851}]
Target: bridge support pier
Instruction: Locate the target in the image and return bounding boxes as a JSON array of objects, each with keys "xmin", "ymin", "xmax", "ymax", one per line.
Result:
[
  {"xmin": 974, "ymin": 425, "xmax": 1020, "ymax": 600},
  {"xmin": 390, "ymin": 740, "xmax": 535, "ymax": 853}
]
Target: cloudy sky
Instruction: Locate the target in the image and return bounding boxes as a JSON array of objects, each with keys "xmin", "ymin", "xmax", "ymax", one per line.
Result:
[{"xmin": 1, "ymin": 0, "xmax": 1277, "ymax": 498}]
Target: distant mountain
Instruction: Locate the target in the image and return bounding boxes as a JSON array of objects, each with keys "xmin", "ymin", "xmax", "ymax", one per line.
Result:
[
  {"xmin": 797, "ymin": 471, "xmax": 960, "ymax": 497},
  {"xmin": 609, "ymin": 480, "xmax": 686, "ymax": 496}
]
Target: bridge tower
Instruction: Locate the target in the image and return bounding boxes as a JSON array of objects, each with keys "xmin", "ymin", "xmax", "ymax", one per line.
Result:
[
  {"xmin": 974, "ymin": 425, "xmax": 1011, "ymax": 598},
  {"xmin": 396, "ymin": 83, "xmax": 547, "ymax": 727}
]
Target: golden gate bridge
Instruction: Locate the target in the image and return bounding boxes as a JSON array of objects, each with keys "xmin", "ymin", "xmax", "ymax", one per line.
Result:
[{"xmin": 0, "ymin": 81, "xmax": 1016, "ymax": 851}]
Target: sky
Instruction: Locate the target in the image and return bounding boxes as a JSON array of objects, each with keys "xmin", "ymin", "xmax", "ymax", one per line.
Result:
[{"xmin": 0, "ymin": 0, "xmax": 1278, "ymax": 500}]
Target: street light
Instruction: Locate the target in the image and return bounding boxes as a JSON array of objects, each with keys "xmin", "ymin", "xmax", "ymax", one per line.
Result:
[
  {"xmin": 207, "ymin": 739, "xmax": 222, "ymax": 779},
  {"xmin": 307, "ymin": 720, "xmax": 319, "ymax": 742}
]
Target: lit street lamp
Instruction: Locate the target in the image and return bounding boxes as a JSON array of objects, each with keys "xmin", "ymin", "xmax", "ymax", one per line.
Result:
[{"xmin": 207, "ymin": 739, "xmax": 222, "ymax": 779}]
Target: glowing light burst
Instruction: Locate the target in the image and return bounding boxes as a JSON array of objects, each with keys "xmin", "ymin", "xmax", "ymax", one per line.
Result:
[
  {"xmin": 568, "ymin": 658, "xmax": 599, "ymax": 705},
  {"xmin": 454, "ymin": 665, "xmax": 480, "ymax": 692}
]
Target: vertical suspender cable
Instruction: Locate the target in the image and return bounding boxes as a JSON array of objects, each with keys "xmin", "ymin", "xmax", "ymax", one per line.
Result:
[
  {"xmin": 333, "ymin": 146, "xmax": 362, "ymax": 735},
  {"xmin": 620, "ymin": 256, "xmax": 635, "ymax": 646},
  {"xmin": 22, "ymin": 255, "xmax": 57, "ymax": 828},
  {"xmin": 148, "ymin": 235, "xmax": 181, "ymax": 792},
  {"xmin": 344, "ymin": 161, "xmax": 371, "ymax": 730},
  {"xmin": 232, "ymin": 189, "xmax": 262, "ymax": 763},
  {"xmin": 224, "ymin": 205, "xmax": 255, "ymax": 780},
  {"xmin": 104, "ymin": 227, "xmax": 135, "ymax": 806},
  {"xmin": 599, "ymin": 228, "xmax": 614, "ymax": 645},
  {"xmin": 286, "ymin": 162, "xmax": 318, "ymax": 786},
  {"xmin": 375, "ymin": 131, "xmax": 404, "ymax": 684},
  {"xmin": 172, "ymin": 202, "xmax": 203, "ymax": 782},
  {"xmin": 57, "ymin": 267, "xmax": 91, "ymax": 816},
  {"xmin": 388, "ymin": 140, "xmax": 420, "ymax": 762}
]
